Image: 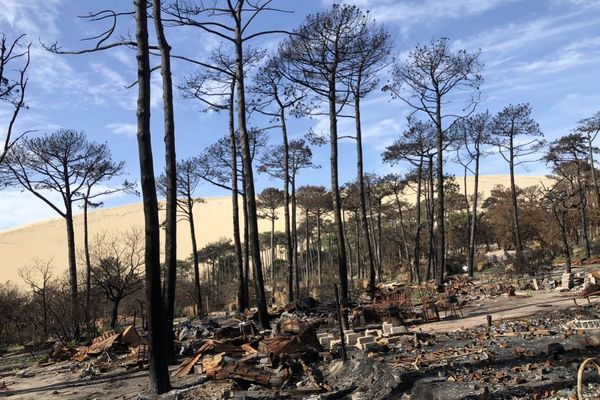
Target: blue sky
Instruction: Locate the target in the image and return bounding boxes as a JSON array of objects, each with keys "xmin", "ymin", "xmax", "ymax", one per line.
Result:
[{"xmin": 0, "ymin": 0, "xmax": 599, "ymax": 229}]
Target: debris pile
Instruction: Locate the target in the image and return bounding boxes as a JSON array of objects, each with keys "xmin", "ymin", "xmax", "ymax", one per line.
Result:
[{"xmin": 172, "ymin": 319, "xmax": 323, "ymax": 391}]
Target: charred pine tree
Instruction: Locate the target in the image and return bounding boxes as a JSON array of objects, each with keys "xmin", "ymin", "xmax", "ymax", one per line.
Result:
[
  {"xmin": 152, "ymin": 0, "xmax": 178, "ymax": 364},
  {"xmin": 2, "ymin": 130, "xmax": 123, "ymax": 340},
  {"xmin": 345, "ymin": 11, "xmax": 392, "ymax": 296},
  {"xmin": 167, "ymin": 1, "xmax": 290, "ymax": 328},
  {"xmin": 545, "ymin": 133, "xmax": 594, "ymax": 259},
  {"xmin": 180, "ymin": 48, "xmax": 264, "ymax": 312},
  {"xmin": 158, "ymin": 157, "xmax": 205, "ymax": 317},
  {"xmin": 385, "ymin": 38, "xmax": 482, "ymax": 287},
  {"xmin": 383, "ymin": 119, "xmax": 436, "ymax": 283},
  {"xmin": 259, "ymin": 139, "xmax": 317, "ymax": 299},
  {"xmin": 490, "ymin": 103, "xmax": 544, "ymax": 267},
  {"xmin": 278, "ymin": 5, "xmax": 367, "ymax": 317},
  {"xmin": 452, "ymin": 112, "xmax": 492, "ymax": 277},
  {"xmin": 251, "ymin": 57, "xmax": 306, "ymax": 302}
]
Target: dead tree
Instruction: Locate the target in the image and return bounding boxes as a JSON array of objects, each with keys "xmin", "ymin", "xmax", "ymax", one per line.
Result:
[
  {"xmin": 135, "ymin": 1, "xmax": 170, "ymax": 390},
  {"xmin": 452, "ymin": 112, "xmax": 492, "ymax": 277},
  {"xmin": 384, "ymin": 37, "xmax": 482, "ymax": 287},
  {"xmin": 180, "ymin": 47, "xmax": 263, "ymax": 312},
  {"xmin": 166, "ymin": 0, "xmax": 293, "ymax": 330},
  {"xmin": 344, "ymin": 11, "xmax": 392, "ymax": 295},
  {"xmin": 256, "ymin": 187, "xmax": 284, "ymax": 300},
  {"xmin": 81, "ymin": 162, "xmax": 133, "ymax": 331},
  {"xmin": 383, "ymin": 119, "xmax": 436, "ymax": 283},
  {"xmin": 89, "ymin": 230, "xmax": 145, "ymax": 328},
  {"xmin": 41, "ymin": 2, "xmax": 171, "ymax": 391},
  {"xmin": 490, "ymin": 103, "xmax": 544, "ymax": 266},
  {"xmin": 19, "ymin": 259, "xmax": 54, "ymax": 338},
  {"xmin": 545, "ymin": 133, "xmax": 594, "ymax": 259},
  {"xmin": 576, "ymin": 112, "xmax": 600, "ymax": 214},
  {"xmin": 259, "ymin": 139, "xmax": 317, "ymax": 299},
  {"xmin": 278, "ymin": 4, "xmax": 366, "ymax": 315},
  {"xmin": 151, "ymin": 0, "xmax": 179, "ymax": 364},
  {"xmin": 158, "ymin": 157, "xmax": 205, "ymax": 317},
  {"xmin": 251, "ymin": 56, "xmax": 307, "ymax": 302},
  {"xmin": 2, "ymin": 129, "xmax": 122, "ymax": 339},
  {"xmin": 0, "ymin": 33, "xmax": 31, "ymax": 165}
]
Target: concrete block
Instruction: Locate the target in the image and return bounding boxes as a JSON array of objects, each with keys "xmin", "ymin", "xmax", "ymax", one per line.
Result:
[
  {"xmin": 389, "ymin": 326, "xmax": 408, "ymax": 336},
  {"xmin": 330, "ymin": 339, "xmax": 341, "ymax": 349},
  {"xmin": 345, "ymin": 332, "xmax": 362, "ymax": 346},
  {"xmin": 357, "ymin": 335, "xmax": 375, "ymax": 345},
  {"xmin": 562, "ymin": 272, "xmax": 574, "ymax": 289},
  {"xmin": 379, "ymin": 336, "xmax": 402, "ymax": 346},
  {"xmin": 382, "ymin": 322, "xmax": 393, "ymax": 336},
  {"xmin": 365, "ymin": 329, "xmax": 382, "ymax": 338},
  {"xmin": 319, "ymin": 336, "xmax": 332, "ymax": 348},
  {"xmin": 356, "ymin": 341, "xmax": 378, "ymax": 351}
]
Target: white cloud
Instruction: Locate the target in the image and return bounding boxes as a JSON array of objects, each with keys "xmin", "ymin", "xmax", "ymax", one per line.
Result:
[
  {"xmin": 455, "ymin": 11, "xmax": 600, "ymax": 55},
  {"xmin": 106, "ymin": 122, "xmax": 137, "ymax": 137},
  {"xmin": 512, "ymin": 37, "xmax": 600, "ymax": 75},
  {"xmin": 0, "ymin": 189, "xmax": 63, "ymax": 230},
  {"xmin": 322, "ymin": 0, "xmax": 516, "ymax": 27},
  {"xmin": 0, "ymin": 0, "xmax": 62, "ymax": 36}
]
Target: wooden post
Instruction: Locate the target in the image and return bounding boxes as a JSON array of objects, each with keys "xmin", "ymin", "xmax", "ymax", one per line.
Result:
[{"xmin": 334, "ymin": 284, "xmax": 347, "ymax": 361}]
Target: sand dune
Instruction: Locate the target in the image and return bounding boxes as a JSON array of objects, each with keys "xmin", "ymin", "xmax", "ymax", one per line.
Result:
[{"xmin": 0, "ymin": 174, "xmax": 551, "ymax": 285}]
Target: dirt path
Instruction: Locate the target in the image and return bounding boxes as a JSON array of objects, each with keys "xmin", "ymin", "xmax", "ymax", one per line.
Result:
[{"xmin": 417, "ymin": 290, "xmax": 578, "ymax": 333}]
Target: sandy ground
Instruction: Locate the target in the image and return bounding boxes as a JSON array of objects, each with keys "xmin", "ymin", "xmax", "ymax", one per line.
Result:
[
  {"xmin": 0, "ymin": 175, "xmax": 551, "ymax": 286},
  {"xmin": 418, "ymin": 290, "xmax": 577, "ymax": 333}
]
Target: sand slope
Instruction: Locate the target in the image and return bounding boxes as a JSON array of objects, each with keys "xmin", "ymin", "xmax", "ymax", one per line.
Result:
[{"xmin": 0, "ymin": 175, "xmax": 550, "ymax": 285}]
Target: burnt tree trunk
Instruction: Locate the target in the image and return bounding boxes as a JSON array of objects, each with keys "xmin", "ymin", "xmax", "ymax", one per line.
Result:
[
  {"xmin": 242, "ymin": 189, "xmax": 250, "ymax": 304},
  {"xmin": 110, "ymin": 298, "xmax": 121, "ymax": 329},
  {"xmin": 328, "ymin": 74, "xmax": 349, "ymax": 328},
  {"xmin": 554, "ymin": 204, "xmax": 572, "ymax": 273},
  {"xmin": 291, "ymin": 175, "xmax": 299, "ymax": 299},
  {"xmin": 354, "ymin": 89, "xmax": 377, "ymax": 296},
  {"xmin": 233, "ymin": 6, "xmax": 269, "ymax": 329},
  {"xmin": 576, "ymin": 163, "xmax": 591, "ymax": 258},
  {"xmin": 280, "ymin": 109, "xmax": 294, "ymax": 303},
  {"xmin": 135, "ymin": 0, "xmax": 170, "ymax": 392},
  {"xmin": 270, "ymin": 215, "xmax": 275, "ymax": 290},
  {"xmin": 83, "ymin": 190, "xmax": 92, "ymax": 330},
  {"xmin": 228, "ymin": 80, "xmax": 247, "ymax": 313},
  {"xmin": 435, "ymin": 96, "xmax": 445, "ymax": 287},
  {"xmin": 188, "ymin": 198, "xmax": 202, "ymax": 316},
  {"xmin": 414, "ymin": 156, "xmax": 423, "ymax": 284},
  {"xmin": 153, "ymin": 0, "xmax": 177, "ymax": 364},
  {"xmin": 427, "ymin": 155, "xmax": 436, "ymax": 280},
  {"xmin": 64, "ymin": 204, "xmax": 79, "ymax": 338},
  {"xmin": 508, "ymin": 135, "xmax": 524, "ymax": 264},
  {"xmin": 467, "ymin": 143, "xmax": 481, "ymax": 277}
]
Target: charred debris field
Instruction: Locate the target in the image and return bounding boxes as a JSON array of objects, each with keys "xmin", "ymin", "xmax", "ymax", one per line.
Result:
[
  {"xmin": 1, "ymin": 1, "xmax": 600, "ymax": 400},
  {"xmin": 2, "ymin": 263, "xmax": 600, "ymax": 400}
]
